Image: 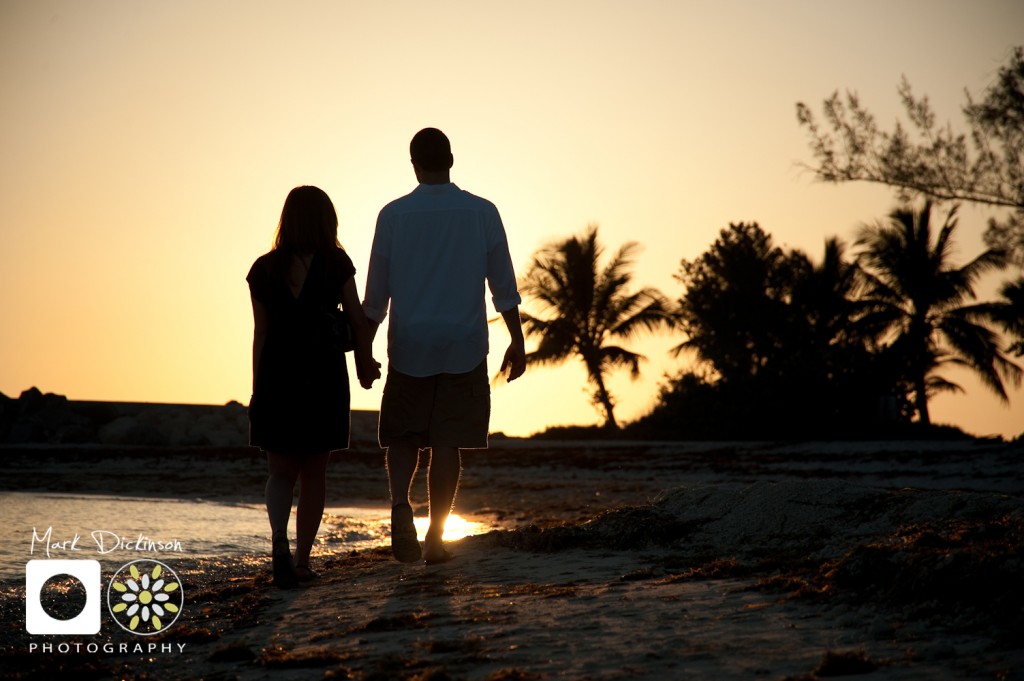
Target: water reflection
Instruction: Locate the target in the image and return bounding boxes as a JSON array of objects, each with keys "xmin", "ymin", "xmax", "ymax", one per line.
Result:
[
  {"xmin": 0, "ymin": 492, "xmax": 493, "ymax": 581},
  {"xmin": 317, "ymin": 507, "xmax": 490, "ymax": 552}
]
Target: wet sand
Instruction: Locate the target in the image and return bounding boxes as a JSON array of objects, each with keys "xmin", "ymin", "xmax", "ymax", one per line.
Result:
[{"xmin": 1, "ymin": 439, "xmax": 1022, "ymax": 679}]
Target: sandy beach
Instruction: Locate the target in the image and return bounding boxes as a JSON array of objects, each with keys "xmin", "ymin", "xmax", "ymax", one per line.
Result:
[{"xmin": 1, "ymin": 439, "xmax": 1022, "ymax": 680}]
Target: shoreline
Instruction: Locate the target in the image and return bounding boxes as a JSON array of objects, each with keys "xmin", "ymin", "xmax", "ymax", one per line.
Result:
[{"xmin": 2, "ymin": 440, "xmax": 1022, "ymax": 679}]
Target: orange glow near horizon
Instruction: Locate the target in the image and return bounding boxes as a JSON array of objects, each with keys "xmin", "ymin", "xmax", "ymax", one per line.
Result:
[{"xmin": 1, "ymin": 1, "xmax": 1023, "ymax": 439}]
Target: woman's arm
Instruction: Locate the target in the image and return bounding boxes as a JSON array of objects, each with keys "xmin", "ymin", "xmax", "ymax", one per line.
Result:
[
  {"xmin": 340, "ymin": 278, "xmax": 382, "ymax": 389},
  {"xmin": 251, "ymin": 295, "xmax": 268, "ymax": 392}
]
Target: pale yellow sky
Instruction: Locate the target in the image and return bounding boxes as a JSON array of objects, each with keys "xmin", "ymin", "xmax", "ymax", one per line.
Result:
[{"xmin": 2, "ymin": 0, "xmax": 1022, "ymax": 438}]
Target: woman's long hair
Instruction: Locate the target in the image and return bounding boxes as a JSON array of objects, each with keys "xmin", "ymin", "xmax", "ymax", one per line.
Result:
[{"xmin": 274, "ymin": 186, "xmax": 341, "ymax": 253}]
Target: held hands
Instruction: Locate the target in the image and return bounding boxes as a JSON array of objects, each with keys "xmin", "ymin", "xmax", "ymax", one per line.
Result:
[
  {"xmin": 357, "ymin": 355, "xmax": 382, "ymax": 390},
  {"xmin": 500, "ymin": 342, "xmax": 527, "ymax": 382}
]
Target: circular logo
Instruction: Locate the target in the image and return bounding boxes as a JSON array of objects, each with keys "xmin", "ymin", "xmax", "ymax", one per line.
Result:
[{"xmin": 106, "ymin": 560, "xmax": 183, "ymax": 635}]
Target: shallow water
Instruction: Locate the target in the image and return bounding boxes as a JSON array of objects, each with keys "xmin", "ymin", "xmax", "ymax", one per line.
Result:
[{"xmin": 0, "ymin": 492, "xmax": 490, "ymax": 582}]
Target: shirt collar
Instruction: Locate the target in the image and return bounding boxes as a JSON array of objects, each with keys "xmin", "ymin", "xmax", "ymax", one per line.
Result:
[{"xmin": 413, "ymin": 182, "xmax": 458, "ymax": 195}]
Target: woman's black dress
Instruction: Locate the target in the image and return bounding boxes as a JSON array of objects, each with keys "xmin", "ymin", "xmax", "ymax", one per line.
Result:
[{"xmin": 246, "ymin": 247, "xmax": 355, "ymax": 455}]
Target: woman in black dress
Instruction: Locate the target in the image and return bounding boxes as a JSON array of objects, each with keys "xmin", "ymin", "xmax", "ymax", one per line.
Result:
[{"xmin": 247, "ymin": 186, "xmax": 380, "ymax": 588}]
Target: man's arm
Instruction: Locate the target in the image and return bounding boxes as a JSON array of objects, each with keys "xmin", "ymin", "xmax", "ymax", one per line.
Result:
[
  {"xmin": 362, "ymin": 212, "xmax": 391, "ymax": 340},
  {"xmin": 341, "ymin": 278, "xmax": 381, "ymax": 389},
  {"xmin": 366, "ymin": 318, "xmax": 381, "ymax": 343},
  {"xmin": 483, "ymin": 208, "xmax": 525, "ymax": 382}
]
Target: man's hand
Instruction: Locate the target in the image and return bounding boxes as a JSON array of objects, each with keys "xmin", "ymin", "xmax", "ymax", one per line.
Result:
[
  {"xmin": 499, "ymin": 305, "xmax": 527, "ymax": 382},
  {"xmin": 499, "ymin": 343, "xmax": 526, "ymax": 382}
]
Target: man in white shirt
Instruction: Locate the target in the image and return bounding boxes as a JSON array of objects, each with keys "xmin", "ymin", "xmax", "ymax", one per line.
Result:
[{"xmin": 363, "ymin": 128, "xmax": 526, "ymax": 564}]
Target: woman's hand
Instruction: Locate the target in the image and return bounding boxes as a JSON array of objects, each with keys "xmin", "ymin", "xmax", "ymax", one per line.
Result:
[{"xmin": 339, "ymin": 278, "xmax": 383, "ymax": 389}]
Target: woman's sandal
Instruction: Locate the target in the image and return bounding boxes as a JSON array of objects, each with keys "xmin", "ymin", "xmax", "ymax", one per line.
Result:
[
  {"xmin": 294, "ymin": 564, "xmax": 319, "ymax": 582},
  {"xmin": 271, "ymin": 537, "xmax": 299, "ymax": 589}
]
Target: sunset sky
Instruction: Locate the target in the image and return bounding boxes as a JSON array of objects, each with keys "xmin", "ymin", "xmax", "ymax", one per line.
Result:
[{"xmin": 2, "ymin": 0, "xmax": 1023, "ymax": 438}]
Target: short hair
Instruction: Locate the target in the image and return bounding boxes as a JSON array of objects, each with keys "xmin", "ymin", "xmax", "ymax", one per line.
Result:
[{"xmin": 410, "ymin": 128, "xmax": 453, "ymax": 172}]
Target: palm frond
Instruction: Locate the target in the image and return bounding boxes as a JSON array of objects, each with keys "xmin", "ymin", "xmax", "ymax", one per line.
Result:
[
  {"xmin": 600, "ymin": 345, "xmax": 644, "ymax": 379},
  {"xmin": 937, "ymin": 312, "xmax": 1023, "ymax": 400},
  {"xmin": 607, "ymin": 290, "xmax": 673, "ymax": 338},
  {"xmin": 925, "ymin": 374, "xmax": 964, "ymax": 395}
]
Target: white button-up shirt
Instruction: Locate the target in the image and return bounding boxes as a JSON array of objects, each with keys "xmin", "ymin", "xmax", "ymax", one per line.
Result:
[{"xmin": 363, "ymin": 183, "xmax": 521, "ymax": 376}]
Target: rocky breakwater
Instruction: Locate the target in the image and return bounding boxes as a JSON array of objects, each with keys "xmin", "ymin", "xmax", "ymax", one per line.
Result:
[{"xmin": 0, "ymin": 388, "xmax": 378, "ymax": 447}]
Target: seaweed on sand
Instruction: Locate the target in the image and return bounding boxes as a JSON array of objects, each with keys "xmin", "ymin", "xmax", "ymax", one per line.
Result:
[
  {"xmin": 493, "ymin": 506, "xmax": 696, "ymax": 552},
  {"xmin": 815, "ymin": 512, "xmax": 1024, "ymax": 633}
]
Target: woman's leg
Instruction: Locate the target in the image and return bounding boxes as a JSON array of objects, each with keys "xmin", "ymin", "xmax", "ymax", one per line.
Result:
[
  {"xmin": 294, "ymin": 451, "xmax": 330, "ymax": 569},
  {"xmin": 266, "ymin": 451, "xmax": 299, "ymax": 542},
  {"xmin": 266, "ymin": 451, "xmax": 301, "ymax": 587}
]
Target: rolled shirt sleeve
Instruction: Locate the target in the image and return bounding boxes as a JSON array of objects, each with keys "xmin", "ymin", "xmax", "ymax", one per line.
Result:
[{"xmin": 486, "ymin": 214, "xmax": 522, "ymax": 313}]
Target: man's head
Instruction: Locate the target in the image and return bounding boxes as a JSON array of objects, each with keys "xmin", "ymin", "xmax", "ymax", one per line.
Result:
[{"xmin": 410, "ymin": 128, "xmax": 454, "ymax": 175}]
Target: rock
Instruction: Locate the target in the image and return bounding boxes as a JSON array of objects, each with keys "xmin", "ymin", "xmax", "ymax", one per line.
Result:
[
  {"xmin": 0, "ymin": 391, "xmax": 366, "ymax": 448},
  {"xmin": 17, "ymin": 387, "xmax": 47, "ymax": 412},
  {"xmin": 4, "ymin": 388, "xmax": 92, "ymax": 444},
  {"xmin": 98, "ymin": 416, "xmax": 165, "ymax": 446},
  {"xmin": 0, "ymin": 392, "xmax": 15, "ymax": 442},
  {"xmin": 6, "ymin": 421, "xmax": 44, "ymax": 444}
]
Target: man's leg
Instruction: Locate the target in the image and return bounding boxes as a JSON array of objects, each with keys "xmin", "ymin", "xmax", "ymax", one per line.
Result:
[
  {"xmin": 386, "ymin": 444, "xmax": 422, "ymax": 562},
  {"xmin": 424, "ymin": 446, "xmax": 461, "ymax": 562},
  {"xmin": 386, "ymin": 444, "xmax": 419, "ymax": 506}
]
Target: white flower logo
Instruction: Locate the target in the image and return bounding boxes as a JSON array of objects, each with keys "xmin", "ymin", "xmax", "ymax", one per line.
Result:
[{"xmin": 106, "ymin": 560, "xmax": 183, "ymax": 635}]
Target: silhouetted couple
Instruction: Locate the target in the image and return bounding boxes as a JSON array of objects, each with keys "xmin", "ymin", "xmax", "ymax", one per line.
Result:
[{"xmin": 247, "ymin": 128, "xmax": 526, "ymax": 587}]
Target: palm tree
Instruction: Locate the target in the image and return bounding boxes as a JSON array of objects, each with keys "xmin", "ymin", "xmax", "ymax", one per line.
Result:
[
  {"xmin": 854, "ymin": 201, "xmax": 1021, "ymax": 424},
  {"xmin": 791, "ymin": 237, "xmax": 869, "ymax": 351},
  {"xmin": 519, "ymin": 225, "xmax": 672, "ymax": 429},
  {"xmin": 788, "ymin": 237, "xmax": 879, "ymax": 384}
]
